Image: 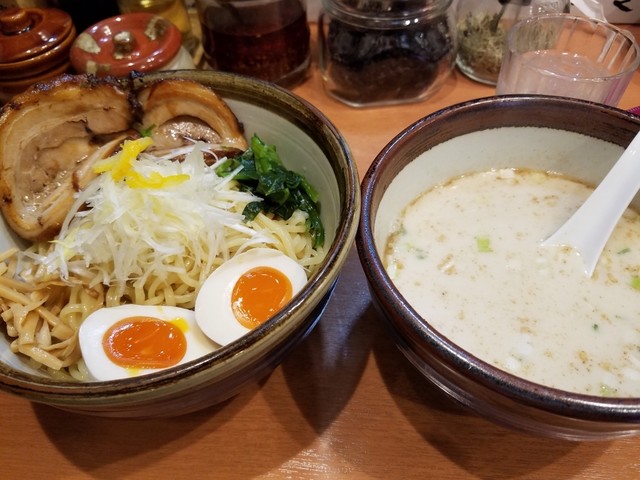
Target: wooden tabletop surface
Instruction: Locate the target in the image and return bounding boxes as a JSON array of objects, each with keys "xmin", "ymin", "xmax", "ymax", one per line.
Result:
[{"xmin": 1, "ymin": 23, "xmax": 640, "ymax": 480}]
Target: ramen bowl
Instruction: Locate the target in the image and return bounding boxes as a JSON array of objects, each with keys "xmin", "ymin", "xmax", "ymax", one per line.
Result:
[
  {"xmin": 357, "ymin": 95, "xmax": 640, "ymax": 440},
  {"xmin": 0, "ymin": 70, "xmax": 360, "ymax": 417}
]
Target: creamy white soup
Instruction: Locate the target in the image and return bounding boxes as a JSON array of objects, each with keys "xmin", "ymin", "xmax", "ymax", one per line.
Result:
[{"xmin": 385, "ymin": 168, "xmax": 640, "ymax": 397}]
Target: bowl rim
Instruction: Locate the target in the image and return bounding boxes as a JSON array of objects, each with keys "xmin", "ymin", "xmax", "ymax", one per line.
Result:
[
  {"xmin": 0, "ymin": 70, "xmax": 361, "ymax": 403},
  {"xmin": 358, "ymin": 94, "xmax": 640, "ymax": 423}
]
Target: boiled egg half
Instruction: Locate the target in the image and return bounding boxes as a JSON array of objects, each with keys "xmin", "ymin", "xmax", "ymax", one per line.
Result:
[
  {"xmin": 79, "ymin": 305, "xmax": 218, "ymax": 381},
  {"xmin": 195, "ymin": 248, "xmax": 308, "ymax": 346}
]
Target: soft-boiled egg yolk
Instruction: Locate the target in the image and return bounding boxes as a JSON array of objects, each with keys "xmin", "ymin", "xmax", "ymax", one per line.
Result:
[
  {"xmin": 79, "ymin": 305, "xmax": 218, "ymax": 381},
  {"xmin": 232, "ymin": 266, "xmax": 293, "ymax": 329},
  {"xmin": 103, "ymin": 316, "xmax": 188, "ymax": 369},
  {"xmin": 195, "ymin": 248, "xmax": 308, "ymax": 346}
]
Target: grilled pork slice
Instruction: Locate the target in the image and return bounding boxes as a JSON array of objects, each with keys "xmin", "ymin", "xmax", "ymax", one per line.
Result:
[
  {"xmin": 135, "ymin": 79, "xmax": 248, "ymax": 156},
  {"xmin": 0, "ymin": 74, "xmax": 133, "ymax": 241}
]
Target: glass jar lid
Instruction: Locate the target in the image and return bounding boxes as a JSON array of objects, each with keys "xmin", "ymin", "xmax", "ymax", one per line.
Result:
[
  {"xmin": 70, "ymin": 12, "xmax": 182, "ymax": 77},
  {"xmin": 322, "ymin": 0, "xmax": 453, "ymax": 27}
]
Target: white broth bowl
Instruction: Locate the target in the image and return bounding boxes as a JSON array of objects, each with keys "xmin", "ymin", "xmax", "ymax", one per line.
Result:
[
  {"xmin": 357, "ymin": 95, "xmax": 640, "ymax": 440},
  {"xmin": 0, "ymin": 70, "xmax": 360, "ymax": 417}
]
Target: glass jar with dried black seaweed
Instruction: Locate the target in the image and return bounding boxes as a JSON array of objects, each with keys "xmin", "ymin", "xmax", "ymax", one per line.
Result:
[
  {"xmin": 318, "ymin": 0, "xmax": 456, "ymax": 107},
  {"xmin": 455, "ymin": 0, "xmax": 569, "ymax": 85}
]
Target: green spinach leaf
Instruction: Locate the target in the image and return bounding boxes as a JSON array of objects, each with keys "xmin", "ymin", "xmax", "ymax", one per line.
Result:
[{"xmin": 216, "ymin": 134, "xmax": 324, "ymax": 248}]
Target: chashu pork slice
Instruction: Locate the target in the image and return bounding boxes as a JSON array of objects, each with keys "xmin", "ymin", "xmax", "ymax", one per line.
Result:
[
  {"xmin": 135, "ymin": 79, "xmax": 248, "ymax": 156},
  {"xmin": 0, "ymin": 75, "xmax": 133, "ymax": 242}
]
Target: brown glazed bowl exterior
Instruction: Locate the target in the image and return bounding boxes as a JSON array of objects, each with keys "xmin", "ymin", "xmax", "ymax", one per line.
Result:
[
  {"xmin": 0, "ymin": 70, "xmax": 360, "ymax": 417},
  {"xmin": 357, "ymin": 95, "xmax": 640, "ymax": 441}
]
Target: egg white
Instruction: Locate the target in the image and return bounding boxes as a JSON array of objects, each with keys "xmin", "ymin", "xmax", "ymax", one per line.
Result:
[
  {"xmin": 195, "ymin": 248, "xmax": 308, "ymax": 346},
  {"xmin": 79, "ymin": 305, "xmax": 219, "ymax": 381}
]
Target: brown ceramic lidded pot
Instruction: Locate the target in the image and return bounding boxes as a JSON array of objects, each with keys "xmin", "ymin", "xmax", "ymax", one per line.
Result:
[
  {"xmin": 0, "ymin": 7, "xmax": 75, "ymax": 102},
  {"xmin": 70, "ymin": 12, "xmax": 195, "ymax": 77}
]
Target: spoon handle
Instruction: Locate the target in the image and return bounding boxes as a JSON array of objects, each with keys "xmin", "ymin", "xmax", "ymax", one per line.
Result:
[{"xmin": 541, "ymin": 131, "xmax": 640, "ymax": 277}]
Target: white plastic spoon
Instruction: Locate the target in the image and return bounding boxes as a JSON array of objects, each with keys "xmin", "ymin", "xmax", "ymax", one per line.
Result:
[{"xmin": 541, "ymin": 130, "xmax": 640, "ymax": 277}]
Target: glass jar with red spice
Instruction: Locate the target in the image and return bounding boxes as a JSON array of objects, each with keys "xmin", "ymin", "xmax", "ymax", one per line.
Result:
[{"xmin": 195, "ymin": 0, "xmax": 311, "ymax": 88}]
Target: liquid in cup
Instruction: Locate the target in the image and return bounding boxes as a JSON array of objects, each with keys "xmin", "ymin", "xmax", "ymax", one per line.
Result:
[{"xmin": 496, "ymin": 14, "xmax": 640, "ymax": 106}]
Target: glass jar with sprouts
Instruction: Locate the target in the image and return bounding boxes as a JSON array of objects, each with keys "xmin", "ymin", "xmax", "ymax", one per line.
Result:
[{"xmin": 455, "ymin": 0, "xmax": 569, "ymax": 85}]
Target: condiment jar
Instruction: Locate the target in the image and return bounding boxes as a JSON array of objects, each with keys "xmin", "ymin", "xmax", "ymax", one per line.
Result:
[
  {"xmin": 195, "ymin": 0, "xmax": 311, "ymax": 88},
  {"xmin": 456, "ymin": 0, "xmax": 570, "ymax": 85},
  {"xmin": 318, "ymin": 0, "xmax": 456, "ymax": 108},
  {"xmin": 116, "ymin": 0, "xmax": 198, "ymax": 55},
  {"xmin": 0, "ymin": 7, "xmax": 76, "ymax": 103},
  {"xmin": 69, "ymin": 12, "xmax": 195, "ymax": 77}
]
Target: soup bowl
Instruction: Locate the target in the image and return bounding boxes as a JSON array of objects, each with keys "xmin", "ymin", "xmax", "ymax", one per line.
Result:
[
  {"xmin": 357, "ymin": 95, "xmax": 640, "ymax": 440},
  {"xmin": 0, "ymin": 70, "xmax": 360, "ymax": 417}
]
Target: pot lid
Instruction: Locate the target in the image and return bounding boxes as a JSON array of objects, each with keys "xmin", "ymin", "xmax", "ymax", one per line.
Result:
[
  {"xmin": 0, "ymin": 7, "xmax": 74, "ymax": 64},
  {"xmin": 70, "ymin": 13, "xmax": 182, "ymax": 77}
]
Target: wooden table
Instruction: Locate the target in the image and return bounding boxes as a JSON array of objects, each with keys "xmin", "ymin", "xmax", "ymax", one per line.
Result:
[{"xmin": 2, "ymin": 24, "xmax": 640, "ymax": 480}]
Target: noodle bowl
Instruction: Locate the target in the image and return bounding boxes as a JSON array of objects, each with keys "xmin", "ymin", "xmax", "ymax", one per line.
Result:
[{"xmin": 0, "ymin": 69, "xmax": 358, "ymax": 418}]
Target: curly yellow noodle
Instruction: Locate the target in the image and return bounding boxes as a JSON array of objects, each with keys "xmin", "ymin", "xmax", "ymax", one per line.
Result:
[
  {"xmin": 50, "ymin": 322, "xmax": 75, "ymax": 341},
  {"xmin": 252, "ymin": 214, "xmax": 298, "ymax": 259},
  {"xmin": 163, "ymin": 285, "xmax": 176, "ymax": 307},
  {"xmin": 132, "ymin": 284, "xmax": 146, "ymax": 305},
  {"xmin": 19, "ymin": 310, "xmax": 40, "ymax": 346},
  {"xmin": 178, "ymin": 258, "xmax": 204, "ymax": 290},
  {"xmin": 58, "ymin": 286, "xmax": 91, "ymax": 330},
  {"xmin": 0, "ymin": 281, "xmax": 33, "ymax": 304},
  {"xmin": 173, "ymin": 274, "xmax": 193, "ymax": 295},
  {"xmin": 251, "ymin": 211, "xmax": 326, "ymax": 271},
  {"xmin": 17, "ymin": 344, "xmax": 64, "ymax": 370},
  {"xmin": 66, "ymin": 359, "xmax": 90, "ymax": 381}
]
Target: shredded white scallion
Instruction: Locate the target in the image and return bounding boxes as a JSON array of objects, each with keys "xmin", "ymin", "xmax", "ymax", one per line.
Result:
[{"xmin": 35, "ymin": 141, "xmax": 269, "ymax": 285}]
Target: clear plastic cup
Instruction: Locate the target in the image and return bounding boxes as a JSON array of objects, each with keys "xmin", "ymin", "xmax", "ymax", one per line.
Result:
[{"xmin": 496, "ymin": 14, "xmax": 640, "ymax": 106}]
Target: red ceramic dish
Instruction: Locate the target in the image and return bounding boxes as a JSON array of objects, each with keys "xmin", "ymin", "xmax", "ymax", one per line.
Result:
[
  {"xmin": 70, "ymin": 12, "xmax": 182, "ymax": 76},
  {"xmin": 0, "ymin": 7, "xmax": 75, "ymax": 102}
]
